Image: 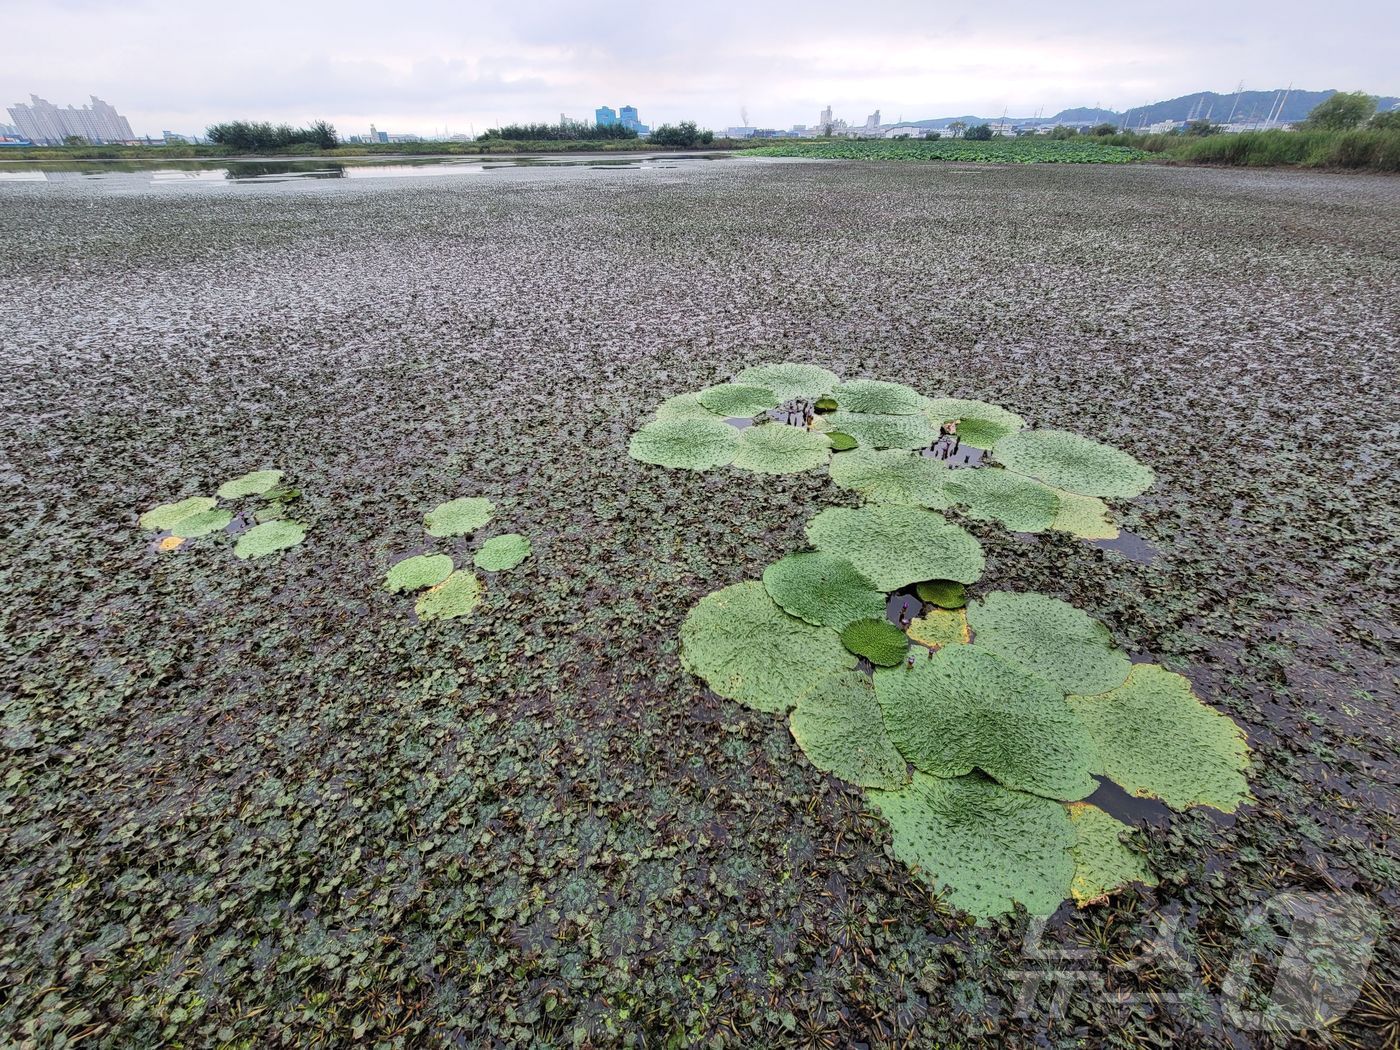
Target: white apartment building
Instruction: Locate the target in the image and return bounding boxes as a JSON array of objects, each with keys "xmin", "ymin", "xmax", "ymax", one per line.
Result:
[{"xmin": 7, "ymin": 95, "xmax": 135, "ymax": 145}]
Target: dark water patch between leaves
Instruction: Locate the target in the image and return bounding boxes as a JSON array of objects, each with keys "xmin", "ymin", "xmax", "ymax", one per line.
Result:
[
  {"xmin": 1090, "ymin": 529, "xmax": 1159, "ymax": 564},
  {"xmin": 1084, "ymin": 775, "xmax": 1172, "ymax": 827},
  {"xmin": 924, "ymin": 434, "xmax": 985, "ymax": 468},
  {"xmin": 885, "ymin": 589, "xmax": 921, "ymax": 629}
]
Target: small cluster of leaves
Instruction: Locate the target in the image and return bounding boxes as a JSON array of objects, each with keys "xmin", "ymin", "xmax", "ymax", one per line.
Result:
[
  {"xmin": 386, "ymin": 498, "xmax": 531, "ymax": 622},
  {"xmin": 138, "ymin": 468, "xmax": 308, "ymax": 559}
]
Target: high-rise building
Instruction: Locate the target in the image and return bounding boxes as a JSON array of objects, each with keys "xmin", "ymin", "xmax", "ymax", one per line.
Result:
[
  {"xmin": 7, "ymin": 95, "xmax": 135, "ymax": 144},
  {"xmin": 819, "ymin": 106, "xmax": 833, "ymax": 129},
  {"xmin": 596, "ymin": 106, "xmax": 617, "ymax": 126},
  {"xmin": 618, "ymin": 105, "xmax": 649, "ymax": 134}
]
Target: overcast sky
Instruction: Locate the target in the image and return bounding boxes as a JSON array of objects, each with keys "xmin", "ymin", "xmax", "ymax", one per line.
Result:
[{"xmin": 6, "ymin": 0, "xmax": 1397, "ymax": 136}]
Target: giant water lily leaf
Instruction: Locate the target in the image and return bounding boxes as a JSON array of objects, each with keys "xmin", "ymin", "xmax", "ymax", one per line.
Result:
[
  {"xmin": 831, "ymin": 379, "xmax": 928, "ymax": 415},
  {"xmin": 416, "ymin": 571, "xmax": 483, "ymax": 621},
  {"xmin": 875, "ymin": 645, "xmax": 1097, "ymax": 800},
  {"xmin": 139, "ymin": 496, "xmax": 216, "ymax": 531},
  {"xmin": 680, "ymin": 581, "xmax": 856, "ymax": 713},
  {"xmin": 946, "ymin": 469, "xmax": 1060, "ymax": 533},
  {"xmin": 924, "ymin": 398, "xmax": 1026, "ymax": 449},
  {"xmin": 733, "ymin": 362, "xmax": 841, "ymax": 402},
  {"xmin": 385, "ymin": 553, "xmax": 454, "ymax": 593},
  {"xmin": 697, "ymin": 383, "xmax": 780, "ymax": 418},
  {"xmin": 731, "ymin": 425, "xmax": 832, "ymax": 474},
  {"xmin": 839, "ymin": 618, "xmax": 909, "ymax": 666},
  {"xmin": 1066, "ymin": 803, "xmax": 1158, "ymax": 905},
  {"xmin": 915, "ymin": 579, "xmax": 966, "ymax": 609},
  {"xmin": 473, "ymin": 534, "xmax": 532, "ymax": 571},
  {"xmin": 1068, "ymin": 665, "xmax": 1251, "ymax": 812},
  {"xmin": 654, "ymin": 392, "xmax": 724, "ymax": 422},
  {"xmin": 868, "ymin": 772, "xmax": 1075, "ymax": 918},
  {"xmin": 828, "ymin": 448, "xmax": 953, "ymax": 508},
  {"xmin": 761, "ymin": 552, "xmax": 885, "ymax": 630},
  {"xmin": 628, "ymin": 417, "xmax": 739, "ymax": 471},
  {"xmin": 1049, "ymin": 489, "xmax": 1119, "ymax": 540},
  {"xmin": 234, "ymin": 520, "xmax": 307, "ymax": 559},
  {"xmin": 217, "ymin": 469, "xmax": 284, "ymax": 500},
  {"xmin": 827, "ymin": 412, "xmax": 939, "ymax": 451},
  {"xmin": 424, "ymin": 497, "xmax": 495, "ymax": 537},
  {"xmin": 806, "ymin": 505, "xmax": 985, "ymax": 590},
  {"xmin": 993, "ymin": 430, "xmax": 1154, "ymax": 499},
  {"xmin": 907, "ymin": 609, "xmax": 969, "ymax": 650},
  {"xmin": 967, "ymin": 591, "xmax": 1131, "ymax": 696},
  {"xmin": 171, "ymin": 508, "xmax": 233, "ymax": 539},
  {"xmin": 789, "ymin": 672, "xmax": 908, "ymax": 789}
]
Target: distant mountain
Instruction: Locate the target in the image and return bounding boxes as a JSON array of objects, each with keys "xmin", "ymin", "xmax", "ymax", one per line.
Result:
[{"xmin": 900, "ymin": 88, "xmax": 1400, "ymax": 130}]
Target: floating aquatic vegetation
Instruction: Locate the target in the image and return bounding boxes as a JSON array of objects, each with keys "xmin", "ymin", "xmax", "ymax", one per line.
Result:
[
  {"xmin": 761, "ymin": 552, "xmax": 885, "ymax": 630},
  {"xmin": 731, "ymin": 424, "xmax": 832, "ymax": 474},
  {"xmin": 217, "ymin": 469, "xmax": 284, "ymax": 499},
  {"xmin": 827, "ymin": 431, "xmax": 857, "ymax": 451},
  {"xmin": 924, "ymin": 398, "xmax": 1026, "ymax": 449},
  {"xmin": 415, "ymin": 571, "xmax": 483, "ymax": 622},
  {"xmin": 946, "ymin": 468, "xmax": 1060, "ymax": 533},
  {"xmin": 907, "ymin": 609, "xmax": 970, "ymax": 650},
  {"xmin": 1068, "ymin": 665, "xmax": 1251, "ymax": 812},
  {"xmin": 653, "ymin": 391, "xmax": 722, "ymax": 421},
  {"xmin": 156, "ymin": 535, "xmax": 185, "ymax": 552},
  {"xmin": 473, "ymin": 534, "xmax": 532, "ymax": 571},
  {"xmin": 831, "ymin": 379, "xmax": 928, "ymax": 415},
  {"xmin": 788, "ymin": 672, "xmax": 908, "ymax": 789},
  {"xmin": 424, "ymin": 497, "xmax": 496, "ymax": 537},
  {"xmin": 993, "ymin": 429, "xmax": 1154, "ymax": 499},
  {"xmin": 1066, "ymin": 803, "xmax": 1158, "ymax": 905},
  {"xmin": 967, "ymin": 591, "xmax": 1131, "ymax": 696},
  {"xmin": 733, "ymin": 362, "xmax": 840, "ymax": 402},
  {"xmin": 914, "ymin": 579, "xmax": 966, "ymax": 609},
  {"xmin": 170, "ymin": 508, "xmax": 232, "ymax": 538},
  {"xmin": 234, "ymin": 519, "xmax": 307, "ymax": 559},
  {"xmin": 679, "ymin": 581, "xmax": 856, "ymax": 713},
  {"xmin": 826, "ymin": 411, "xmax": 939, "ymax": 451},
  {"xmin": 1049, "ymin": 489, "xmax": 1119, "ymax": 540},
  {"xmin": 828, "ymin": 448, "xmax": 952, "ymax": 508},
  {"xmin": 696, "ymin": 383, "xmax": 779, "ymax": 418},
  {"xmin": 628, "ymin": 417, "xmax": 739, "ymax": 471},
  {"xmin": 384, "ymin": 553, "xmax": 455, "ymax": 593},
  {"xmin": 840, "ymin": 618, "xmax": 909, "ymax": 666},
  {"xmin": 806, "ymin": 505, "xmax": 985, "ymax": 590},
  {"xmin": 139, "ymin": 496, "xmax": 217, "ymax": 531}
]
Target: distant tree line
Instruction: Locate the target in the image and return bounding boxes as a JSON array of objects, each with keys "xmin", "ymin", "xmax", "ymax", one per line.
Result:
[
  {"xmin": 647, "ymin": 121, "xmax": 713, "ymax": 147},
  {"xmin": 480, "ymin": 122, "xmax": 638, "ymax": 141},
  {"xmin": 206, "ymin": 120, "xmax": 338, "ymax": 150}
]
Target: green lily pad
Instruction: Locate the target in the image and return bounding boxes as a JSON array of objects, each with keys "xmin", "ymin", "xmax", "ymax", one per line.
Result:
[
  {"xmin": 1068, "ymin": 664, "xmax": 1251, "ymax": 813},
  {"xmin": 679, "ymin": 581, "xmax": 856, "ymax": 713},
  {"xmin": 424, "ymin": 497, "xmax": 495, "ymax": 537},
  {"xmin": 733, "ymin": 362, "xmax": 841, "ymax": 403},
  {"xmin": 473, "ymin": 534, "xmax": 532, "ymax": 571},
  {"xmin": 385, "ymin": 553, "xmax": 454, "ymax": 593},
  {"xmin": 731, "ymin": 425, "xmax": 832, "ymax": 474},
  {"xmin": 828, "ymin": 448, "xmax": 953, "ymax": 508},
  {"xmin": 839, "ymin": 618, "xmax": 909, "ymax": 666},
  {"xmin": 654, "ymin": 392, "xmax": 724, "ymax": 422},
  {"xmin": 789, "ymin": 672, "xmax": 909, "ymax": 789},
  {"xmin": 966, "ymin": 591, "xmax": 1131, "ymax": 696},
  {"xmin": 1067, "ymin": 803, "xmax": 1158, "ymax": 905},
  {"xmin": 946, "ymin": 469, "xmax": 1060, "ymax": 533},
  {"xmin": 217, "ymin": 469, "xmax": 284, "ymax": 500},
  {"xmin": 806, "ymin": 505, "xmax": 985, "ymax": 591},
  {"xmin": 831, "ymin": 379, "xmax": 928, "ymax": 415},
  {"xmin": 868, "ymin": 772, "xmax": 1076, "ymax": 918},
  {"xmin": 915, "ymin": 579, "xmax": 966, "ymax": 609},
  {"xmin": 139, "ymin": 496, "xmax": 217, "ymax": 531},
  {"xmin": 827, "ymin": 412, "xmax": 939, "ymax": 451},
  {"xmin": 907, "ymin": 609, "xmax": 969, "ymax": 650},
  {"xmin": 415, "ymin": 571, "xmax": 483, "ymax": 621},
  {"xmin": 170, "ymin": 508, "xmax": 233, "ymax": 538},
  {"xmin": 761, "ymin": 552, "xmax": 886, "ymax": 630},
  {"xmin": 827, "ymin": 432, "xmax": 858, "ymax": 451},
  {"xmin": 924, "ymin": 398, "xmax": 1026, "ymax": 449},
  {"xmin": 815, "ymin": 397, "xmax": 839, "ymax": 412},
  {"xmin": 993, "ymin": 430, "xmax": 1154, "ymax": 499},
  {"xmin": 696, "ymin": 383, "xmax": 779, "ymax": 418},
  {"xmin": 233, "ymin": 519, "xmax": 307, "ymax": 559},
  {"xmin": 628, "ymin": 417, "xmax": 739, "ymax": 471},
  {"xmin": 1049, "ymin": 489, "xmax": 1119, "ymax": 540},
  {"xmin": 875, "ymin": 644, "xmax": 1097, "ymax": 801}
]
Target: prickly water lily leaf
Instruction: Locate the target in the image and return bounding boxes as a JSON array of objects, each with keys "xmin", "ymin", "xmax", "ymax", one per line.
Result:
[
  {"xmin": 1066, "ymin": 803, "xmax": 1157, "ymax": 905},
  {"xmin": 827, "ymin": 412, "xmax": 939, "ymax": 451},
  {"xmin": 924, "ymin": 398, "xmax": 1026, "ymax": 449},
  {"xmin": 806, "ymin": 505, "xmax": 985, "ymax": 591},
  {"xmin": 424, "ymin": 497, "xmax": 495, "ymax": 537},
  {"xmin": 233, "ymin": 519, "xmax": 307, "ymax": 559},
  {"xmin": 138, "ymin": 496, "xmax": 216, "ymax": 531},
  {"xmin": 827, "ymin": 432, "xmax": 858, "ymax": 451},
  {"xmin": 915, "ymin": 579, "xmax": 966, "ymax": 609},
  {"xmin": 653, "ymin": 392, "xmax": 723, "ymax": 421},
  {"xmin": 868, "ymin": 772, "xmax": 1075, "ymax": 918},
  {"xmin": 170, "ymin": 508, "xmax": 233, "ymax": 538},
  {"xmin": 831, "ymin": 379, "xmax": 928, "ymax": 415},
  {"xmin": 217, "ymin": 469, "xmax": 284, "ymax": 499},
  {"xmin": 875, "ymin": 645, "xmax": 1097, "ymax": 800},
  {"xmin": 840, "ymin": 618, "xmax": 909, "ymax": 666},
  {"xmin": 696, "ymin": 383, "xmax": 779, "ymax": 418},
  {"xmin": 473, "ymin": 534, "xmax": 532, "ymax": 571},
  {"xmin": 415, "ymin": 571, "xmax": 483, "ymax": 621},
  {"xmin": 967, "ymin": 591, "xmax": 1131, "ymax": 696},
  {"xmin": 731, "ymin": 425, "xmax": 832, "ymax": 474},
  {"xmin": 828, "ymin": 448, "xmax": 952, "ymax": 508},
  {"xmin": 994, "ymin": 430, "xmax": 1154, "ymax": 499},
  {"xmin": 385, "ymin": 553, "xmax": 454, "ymax": 593},
  {"xmin": 907, "ymin": 609, "xmax": 970, "ymax": 650},
  {"xmin": 946, "ymin": 468, "xmax": 1060, "ymax": 533},
  {"xmin": 628, "ymin": 417, "xmax": 739, "ymax": 471},
  {"xmin": 761, "ymin": 552, "xmax": 885, "ymax": 630},
  {"xmin": 788, "ymin": 672, "xmax": 909, "ymax": 789},
  {"xmin": 1049, "ymin": 489, "xmax": 1119, "ymax": 540},
  {"xmin": 680, "ymin": 581, "xmax": 856, "ymax": 713},
  {"xmin": 1068, "ymin": 665, "xmax": 1251, "ymax": 812},
  {"xmin": 733, "ymin": 362, "xmax": 841, "ymax": 403}
]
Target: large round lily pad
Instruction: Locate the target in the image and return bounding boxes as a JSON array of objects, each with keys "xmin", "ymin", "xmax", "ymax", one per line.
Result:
[
  {"xmin": 946, "ymin": 469, "xmax": 1060, "ymax": 533},
  {"xmin": 875, "ymin": 644, "xmax": 1097, "ymax": 801},
  {"xmin": 993, "ymin": 430, "xmax": 1154, "ymax": 499},
  {"xmin": 788, "ymin": 672, "xmax": 909, "ymax": 789},
  {"xmin": 924, "ymin": 398, "xmax": 1026, "ymax": 449},
  {"xmin": 1049, "ymin": 489, "xmax": 1119, "ymax": 540},
  {"xmin": 424, "ymin": 497, "xmax": 495, "ymax": 537},
  {"xmin": 654, "ymin": 392, "xmax": 723, "ymax": 422},
  {"xmin": 828, "ymin": 448, "xmax": 952, "ymax": 508},
  {"xmin": 696, "ymin": 383, "xmax": 779, "ymax": 418},
  {"xmin": 731, "ymin": 425, "xmax": 832, "ymax": 474},
  {"xmin": 907, "ymin": 609, "xmax": 969, "ymax": 650},
  {"xmin": 806, "ymin": 505, "xmax": 985, "ymax": 591},
  {"xmin": 139, "ymin": 496, "xmax": 216, "ymax": 531},
  {"xmin": 628, "ymin": 417, "xmax": 739, "ymax": 471},
  {"xmin": 170, "ymin": 508, "xmax": 233, "ymax": 539},
  {"xmin": 385, "ymin": 553, "xmax": 454, "ymax": 593},
  {"xmin": 966, "ymin": 591, "xmax": 1131, "ymax": 696},
  {"xmin": 733, "ymin": 362, "xmax": 840, "ymax": 403},
  {"xmin": 234, "ymin": 520, "xmax": 307, "ymax": 559},
  {"xmin": 679, "ymin": 581, "xmax": 856, "ymax": 714},
  {"xmin": 415, "ymin": 571, "xmax": 483, "ymax": 621},
  {"xmin": 473, "ymin": 534, "xmax": 532, "ymax": 571},
  {"xmin": 831, "ymin": 379, "xmax": 928, "ymax": 415},
  {"xmin": 840, "ymin": 618, "xmax": 909, "ymax": 666},
  {"xmin": 761, "ymin": 551, "xmax": 885, "ymax": 630},
  {"xmin": 1067, "ymin": 803, "xmax": 1158, "ymax": 905},
  {"xmin": 217, "ymin": 469, "xmax": 284, "ymax": 500},
  {"xmin": 827, "ymin": 412, "xmax": 938, "ymax": 451},
  {"xmin": 1068, "ymin": 664, "xmax": 1251, "ymax": 813}
]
